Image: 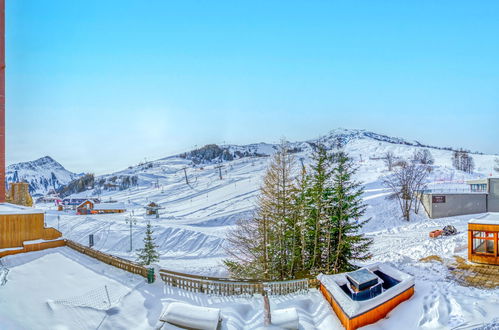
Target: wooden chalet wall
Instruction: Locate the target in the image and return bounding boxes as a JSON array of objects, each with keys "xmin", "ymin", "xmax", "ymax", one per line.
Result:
[{"xmin": 0, "ymin": 213, "xmax": 62, "ymax": 249}]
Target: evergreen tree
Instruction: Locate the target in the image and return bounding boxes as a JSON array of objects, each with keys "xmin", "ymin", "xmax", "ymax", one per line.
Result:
[
  {"xmin": 136, "ymin": 222, "xmax": 160, "ymax": 265},
  {"xmin": 224, "ymin": 144, "xmax": 372, "ymax": 279},
  {"xmin": 224, "ymin": 142, "xmax": 298, "ymax": 280},
  {"xmin": 304, "ymin": 144, "xmax": 334, "ymax": 272},
  {"xmin": 329, "ymin": 152, "xmax": 372, "ymax": 273},
  {"xmin": 292, "ymin": 163, "xmax": 311, "ymax": 277}
]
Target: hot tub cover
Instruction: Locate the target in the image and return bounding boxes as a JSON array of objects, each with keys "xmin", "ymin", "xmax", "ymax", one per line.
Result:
[{"xmin": 317, "ymin": 263, "xmax": 414, "ymax": 318}]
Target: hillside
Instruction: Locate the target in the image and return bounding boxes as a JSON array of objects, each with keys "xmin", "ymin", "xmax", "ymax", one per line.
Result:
[
  {"xmin": 30, "ymin": 128, "xmax": 499, "ymax": 329},
  {"xmin": 6, "ymin": 156, "xmax": 81, "ymax": 197},
  {"xmin": 37, "ymin": 128, "xmax": 498, "ymax": 276}
]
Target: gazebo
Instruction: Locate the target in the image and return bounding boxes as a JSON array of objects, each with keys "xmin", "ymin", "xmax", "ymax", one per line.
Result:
[
  {"xmin": 468, "ymin": 213, "xmax": 499, "ymax": 265},
  {"xmin": 145, "ymin": 202, "xmax": 163, "ymax": 218}
]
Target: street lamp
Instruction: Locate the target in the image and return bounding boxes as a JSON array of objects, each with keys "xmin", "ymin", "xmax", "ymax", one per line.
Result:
[{"xmin": 125, "ymin": 211, "xmax": 137, "ymax": 252}]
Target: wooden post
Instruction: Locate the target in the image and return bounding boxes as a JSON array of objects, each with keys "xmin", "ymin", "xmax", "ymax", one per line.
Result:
[{"xmin": 263, "ymin": 291, "xmax": 271, "ymax": 326}]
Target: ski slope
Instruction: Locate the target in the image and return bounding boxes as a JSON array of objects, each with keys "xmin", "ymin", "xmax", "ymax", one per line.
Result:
[
  {"xmin": 4, "ymin": 129, "xmax": 499, "ymax": 329},
  {"xmin": 40, "ymin": 130, "xmax": 498, "ymax": 276}
]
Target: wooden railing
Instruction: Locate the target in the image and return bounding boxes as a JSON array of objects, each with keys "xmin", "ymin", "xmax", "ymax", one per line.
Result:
[
  {"xmin": 65, "ymin": 240, "xmax": 147, "ymax": 277},
  {"xmin": 159, "ymin": 268, "xmax": 316, "ymax": 296},
  {"xmin": 65, "ymin": 239, "xmax": 318, "ymax": 296}
]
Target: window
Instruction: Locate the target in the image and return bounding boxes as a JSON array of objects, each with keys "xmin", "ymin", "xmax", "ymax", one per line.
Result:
[
  {"xmin": 472, "ymin": 231, "xmax": 496, "ymax": 255},
  {"xmin": 470, "ymin": 184, "xmax": 487, "ymax": 192}
]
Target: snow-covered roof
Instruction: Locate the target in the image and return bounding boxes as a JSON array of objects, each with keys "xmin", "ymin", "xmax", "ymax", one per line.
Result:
[
  {"xmin": 0, "ymin": 203, "xmax": 44, "ymax": 215},
  {"xmin": 317, "ymin": 263, "xmax": 414, "ymax": 318},
  {"xmin": 76, "ymin": 200, "xmax": 94, "ymax": 208},
  {"xmin": 468, "ymin": 213, "xmax": 499, "ymax": 226},
  {"xmin": 93, "ymin": 202, "xmax": 126, "ymax": 211},
  {"xmin": 466, "ymin": 179, "xmax": 489, "ymax": 185},
  {"xmin": 145, "ymin": 202, "xmax": 163, "ymax": 209}
]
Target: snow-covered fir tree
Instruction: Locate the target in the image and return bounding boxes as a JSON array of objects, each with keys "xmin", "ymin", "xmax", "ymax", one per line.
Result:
[
  {"xmin": 224, "ymin": 144, "xmax": 372, "ymax": 279},
  {"xmin": 328, "ymin": 151, "xmax": 372, "ymax": 273},
  {"xmin": 136, "ymin": 222, "xmax": 160, "ymax": 266},
  {"xmin": 303, "ymin": 144, "xmax": 334, "ymax": 272}
]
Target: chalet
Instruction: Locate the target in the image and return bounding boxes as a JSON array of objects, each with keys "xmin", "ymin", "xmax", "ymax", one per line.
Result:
[
  {"xmin": 76, "ymin": 200, "xmax": 95, "ymax": 215},
  {"xmin": 93, "ymin": 202, "xmax": 126, "ymax": 214},
  {"xmin": 468, "ymin": 213, "xmax": 499, "ymax": 265},
  {"xmin": 145, "ymin": 202, "xmax": 163, "ymax": 218},
  {"xmin": 75, "ymin": 200, "xmax": 126, "ymax": 214},
  {"xmin": 60, "ymin": 198, "xmax": 100, "ymax": 210}
]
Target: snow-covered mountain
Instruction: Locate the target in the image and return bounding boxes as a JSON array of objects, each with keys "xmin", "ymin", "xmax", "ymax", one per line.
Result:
[
  {"xmin": 36, "ymin": 127, "xmax": 495, "ymax": 277},
  {"xmin": 177, "ymin": 128, "xmax": 484, "ymax": 166},
  {"xmin": 80, "ymin": 128, "xmax": 498, "ymax": 197},
  {"xmin": 6, "ymin": 156, "xmax": 81, "ymax": 197}
]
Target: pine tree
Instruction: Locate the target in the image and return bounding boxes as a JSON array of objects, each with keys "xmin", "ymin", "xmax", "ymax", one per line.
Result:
[
  {"xmin": 293, "ymin": 163, "xmax": 311, "ymax": 277},
  {"xmin": 329, "ymin": 152, "xmax": 372, "ymax": 273},
  {"xmin": 136, "ymin": 222, "xmax": 160, "ymax": 266},
  {"xmin": 304, "ymin": 144, "xmax": 334, "ymax": 272},
  {"xmin": 224, "ymin": 142, "xmax": 298, "ymax": 280}
]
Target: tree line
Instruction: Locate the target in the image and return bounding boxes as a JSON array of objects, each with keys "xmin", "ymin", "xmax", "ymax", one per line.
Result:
[{"xmin": 224, "ymin": 143, "xmax": 372, "ymax": 281}]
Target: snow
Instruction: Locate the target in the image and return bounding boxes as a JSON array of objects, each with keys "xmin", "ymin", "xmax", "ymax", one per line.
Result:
[
  {"xmin": 23, "ymin": 238, "xmax": 64, "ymax": 245},
  {"xmin": 93, "ymin": 202, "xmax": 127, "ymax": 211},
  {"xmin": 6, "ymin": 156, "xmax": 81, "ymax": 197},
  {"xmin": 3, "ymin": 129, "xmax": 498, "ymax": 328},
  {"xmin": 0, "ymin": 247, "xmax": 337, "ymax": 329},
  {"xmin": 0, "ymin": 246, "xmax": 23, "ymax": 252},
  {"xmin": 160, "ymin": 302, "xmax": 221, "ymax": 330},
  {"xmin": 270, "ymin": 307, "xmax": 299, "ymax": 329},
  {"xmin": 0, "ymin": 202, "xmax": 44, "ymax": 215},
  {"xmin": 468, "ymin": 212, "xmax": 499, "ymax": 225}
]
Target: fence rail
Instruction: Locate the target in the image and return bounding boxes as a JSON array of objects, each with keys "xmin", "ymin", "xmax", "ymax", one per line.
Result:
[
  {"xmin": 65, "ymin": 240, "xmax": 147, "ymax": 277},
  {"xmin": 65, "ymin": 239, "xmax": 318, "ymax": 296}
]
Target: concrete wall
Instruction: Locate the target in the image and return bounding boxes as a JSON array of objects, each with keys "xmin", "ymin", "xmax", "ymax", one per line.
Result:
[
  {"xmin": 487, "ymin": 178, "xmax": 499, "ymax": 212},
  {"xmin": 423, "ymin": 193, "xmax": 487, "ymax": 219}
]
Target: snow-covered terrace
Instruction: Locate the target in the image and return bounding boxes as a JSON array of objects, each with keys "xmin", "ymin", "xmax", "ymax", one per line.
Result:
[{"xmin": 0, "ymin": 247, "xmax": 338, "ymax": 329}]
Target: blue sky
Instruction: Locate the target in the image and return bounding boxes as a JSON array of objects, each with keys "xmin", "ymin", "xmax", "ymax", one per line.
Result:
[{"xmin": 7, "ymin": 0, "xmax": 499, "ymax": 174}]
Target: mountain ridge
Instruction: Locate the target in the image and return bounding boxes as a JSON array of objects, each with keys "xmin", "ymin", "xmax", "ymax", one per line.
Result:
[{"xmin": 6, "ymin": 156, "xmax": 81, "ymax": 196}]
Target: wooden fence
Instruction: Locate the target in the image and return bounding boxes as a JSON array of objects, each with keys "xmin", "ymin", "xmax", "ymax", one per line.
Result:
[
  {"xmin": 65, "ymin": 239, "xmax": 318, "ymax": 296},
  {"xmin": 159, "ymin": 269, "xmax": 316, "ymax": 296},
  {"xmin": 65, "ymin": 240, "xmax": 148, "ymax": 277},
  {"xmin": 0, "ymin": 239, "xmax": 66, "ymax": 258}
]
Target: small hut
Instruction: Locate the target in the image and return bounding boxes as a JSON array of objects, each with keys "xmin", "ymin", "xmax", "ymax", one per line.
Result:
[
  {"xmin": 145, "ymin": 202, "xmax": 163, "ymax": 218},
  {"xmin": 76, "ymin": 200, "xmax": 94, "ymax": 215},
  {"xmin": 468, "ymin": 213, "xmax": 499, "ymax": 265}
]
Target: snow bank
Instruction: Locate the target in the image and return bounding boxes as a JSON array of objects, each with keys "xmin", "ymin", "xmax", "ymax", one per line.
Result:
[
  {"xmin": 160, "ymin": 302, "xmax": 221, "ymax": 330},
  {"xmin": 271, "ymin": 307, "xmax": 299, "ymax": 329},
  {"xmin": 0, "ymin": 202, "xmax": 43, "ymax": 215}
]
